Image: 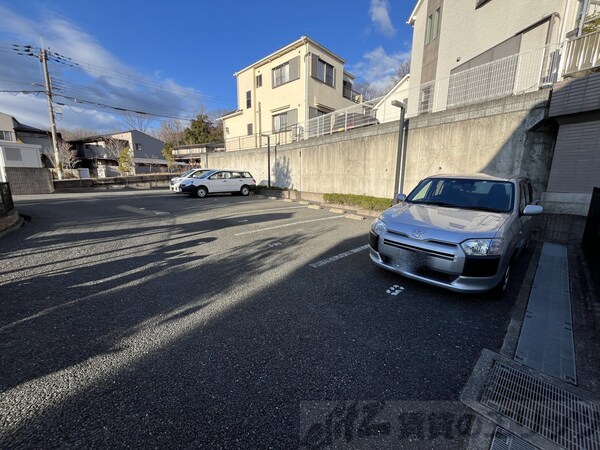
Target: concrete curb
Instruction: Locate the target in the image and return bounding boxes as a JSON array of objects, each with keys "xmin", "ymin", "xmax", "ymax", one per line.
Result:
[{"xmin": 0, "ymin": 212, "xmax": 24, "ymax": 239}]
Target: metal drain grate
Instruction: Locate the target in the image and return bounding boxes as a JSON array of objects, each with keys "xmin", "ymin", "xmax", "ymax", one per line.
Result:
[
  {"xmin": 481, "ymin": 362, "xmax": 600, "ymax": 449},
  {"xmin": 490, "ymin": 427, "xmax": 539, "ymax": 450}
]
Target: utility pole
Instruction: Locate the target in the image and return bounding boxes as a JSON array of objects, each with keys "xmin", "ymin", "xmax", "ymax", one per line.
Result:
[{"xmin": 40, "ymin": 49, "xmax": 63, "ymax": 180}]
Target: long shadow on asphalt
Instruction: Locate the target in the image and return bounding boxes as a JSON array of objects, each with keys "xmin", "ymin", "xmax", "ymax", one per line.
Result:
[{"xmin": 0, "ymin": 227, "xmax": 534, "ymax": 448}]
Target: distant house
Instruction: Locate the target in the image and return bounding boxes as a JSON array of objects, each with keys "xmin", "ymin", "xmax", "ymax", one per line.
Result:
[
  {"xmin": 374, "ymin": 74, "xmax": 411, "ymax": 123},
  {"xmin": 173, "ymin": 143, "xmax": 225, "ymax": 168},
  {"xmin": 219, "ymin": 36, "xmax": 362, "ymax": 150},
  {"xmin": 0, "ymin": 112, "xmax": 53, "ymax": 193},
  {"xmin": 0, "ymin": 112, "xmax": 59, "ymax": 167},
  {"xmin": 70, "ymin": 130, "xmax": 169, "ymax": 177}
]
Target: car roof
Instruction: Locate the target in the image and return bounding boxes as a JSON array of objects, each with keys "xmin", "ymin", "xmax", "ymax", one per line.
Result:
[{"xmin": 425, "ymin": 173, "xmax": 523, "ymax": 182}]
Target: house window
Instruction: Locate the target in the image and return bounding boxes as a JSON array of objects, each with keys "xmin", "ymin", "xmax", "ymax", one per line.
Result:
[
  {"xmin": 256, "ymin": 74, "xmax": 262, "ymax": 88},
  {"xmin": 273, "ymin": 62, "xmax": 290, "ymax": 88},
  {"xmin": 247, "ymin": 123, "xmax": 253, "ymax": 136},
  {"xmin": 419, "ymin": 85, "xmax": 434, "ymax": 114},
  {"xmin": 273, "ymin": 112, "xmax": 289, "ymax": 132},
  {"xmin": 314, "ymin": 59, "xmax": 335, "ymax": 87},
  {"xmin": 425, "ymin": 8, "xmax": 442, "ymax": 45},
  {"xmin": 246, "ymin": 91, "xmax": 252, "ymax": 109},
  {"xmin": 135, "ymin": 144, "xmax": 142, "ymax": 151},
  {"xmin": 0, "ymin": 130, "xmax": 14, "ymax": 141}
]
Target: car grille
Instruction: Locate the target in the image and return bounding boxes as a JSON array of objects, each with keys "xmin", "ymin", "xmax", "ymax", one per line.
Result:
[{"xmin": 382, "ymin": 238, "xmax": 455, "ymax": 261}]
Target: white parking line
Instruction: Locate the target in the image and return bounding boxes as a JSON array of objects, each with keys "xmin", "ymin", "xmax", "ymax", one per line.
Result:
[
  {"xmin": 222, "ymin": 205, "xmax": 307, "ymax": 218},
  {"xmin": 309, "ymin": 245, "xmax": 370, "ymax": 268},
  {"xmin": 234, "ymin": 215, "xmax": 344, "ymax": 236}
]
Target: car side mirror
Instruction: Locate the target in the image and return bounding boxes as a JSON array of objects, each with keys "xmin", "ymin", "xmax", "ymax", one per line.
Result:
[
  {"xmin": 523, "ymin": 204, "xmax": 543, "ymax": 216},
  {"xmin": 396, "ymin": 193, "xmax": 406, "ymax": 203}
]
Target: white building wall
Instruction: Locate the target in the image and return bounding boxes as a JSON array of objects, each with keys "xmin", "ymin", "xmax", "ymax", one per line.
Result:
[{"xmin": 407, "ymin": 0, "xmax": 580, "ymax": 116}]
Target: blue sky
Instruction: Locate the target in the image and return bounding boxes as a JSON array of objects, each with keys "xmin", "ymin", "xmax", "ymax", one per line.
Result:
[{"xmin": 0, "ymin": 0, "xmax": 414, "ymax": 132}]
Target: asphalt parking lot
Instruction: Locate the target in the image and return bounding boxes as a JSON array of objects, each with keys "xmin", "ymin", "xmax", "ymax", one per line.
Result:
[{"xmin": 0, "ymin": 190, "xmax": 532, "ymax": 449}]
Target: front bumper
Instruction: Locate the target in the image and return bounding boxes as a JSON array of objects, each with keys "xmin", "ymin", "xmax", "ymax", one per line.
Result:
[
  {"xmin": 369, "ymin": 232, "xmax": 505, "ymax": 293},
  {"xmin": 179, "ymin": 184, "xmax": 196, "ymax": 194}
]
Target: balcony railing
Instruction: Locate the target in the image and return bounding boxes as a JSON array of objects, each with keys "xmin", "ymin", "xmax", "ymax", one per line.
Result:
[
  {"xmin": 343, "ymin": 86, "xmax": 363, "ymax": 103},
  {"xmin": 563, "ymin": 30, "xmax": 600, "ymax": 77},
  {"xmin": 222, "ymin": 36, "xmax": 600, "ymax": 151}
]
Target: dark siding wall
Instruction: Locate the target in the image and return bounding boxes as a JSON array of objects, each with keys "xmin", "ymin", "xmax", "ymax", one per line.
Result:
[
  {"xmin": 549, "ymin": 72, "xmax": 600, "ymax": 117},
  {"xmin": 547, "ymin": 121, "xmax": 600, "ymax": 193}
]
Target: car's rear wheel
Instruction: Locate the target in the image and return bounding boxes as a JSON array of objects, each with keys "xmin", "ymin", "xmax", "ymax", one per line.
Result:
[
  {"xmin": 240, "ymin": 185, "xmax": 250, "ymax": 196},
  {"xmin": 196, "ymin": 186, "xmax": 208, "ymax": 198}
]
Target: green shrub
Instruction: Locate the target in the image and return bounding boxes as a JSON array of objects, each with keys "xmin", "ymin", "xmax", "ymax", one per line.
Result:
[{"xmin": 323, "ymin": 193, "xmax": 393, "ymax": 211}]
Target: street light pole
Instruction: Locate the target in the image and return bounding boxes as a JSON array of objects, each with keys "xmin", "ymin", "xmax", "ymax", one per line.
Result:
[
  {"xmin": 391, "ymin": 100, "xmax": 406, "ymax": 200},
  {"xmin": 261, "ymin": 134, "xmax": 271, "ymax": 187}
]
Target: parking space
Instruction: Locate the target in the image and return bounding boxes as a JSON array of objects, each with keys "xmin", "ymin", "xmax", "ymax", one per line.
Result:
[{"xmin": 0, "ymin": 190, "xmax": 532, "ymax": 448}]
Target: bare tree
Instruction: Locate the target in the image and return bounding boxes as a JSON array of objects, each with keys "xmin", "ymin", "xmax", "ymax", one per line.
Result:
[
  {"xmin": 58, "ymin": 127, "xmax": 98, "ymax": 141},
  {"xmin": 57, "ymin": 139, "xmax": 79, "ymax": 170},
  {"xmin": 121, "ymin": 112, "xmax": 152, "ymax": 133},
  {"xmin": 103, "ymin": 137, "xmax": 128, "ymax": 161},
  {"xmin": 152, "ymin": 120, "xmax": 186, "ymax": 147}
]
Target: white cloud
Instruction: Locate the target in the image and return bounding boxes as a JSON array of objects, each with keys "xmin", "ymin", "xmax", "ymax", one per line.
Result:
[
  {"xmin": 349, "ymin": 47, "xmax": 410, "ymax": 94},
  {"xmin": 369, "ymin": 0, "xmax": 396, "ymax": 38},
  {"xmin": 0, "ymin": 5, "xmax": 203, "ymax": 133}
]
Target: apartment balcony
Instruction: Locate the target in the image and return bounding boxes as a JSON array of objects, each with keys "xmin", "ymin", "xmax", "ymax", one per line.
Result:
[
  {"xmin": 343, "ymin": 86, "xmax": 363, "ymax": 103},
  {"xmin": 563, "ymin": 30, "xmax": 600, "ymax": 78}
]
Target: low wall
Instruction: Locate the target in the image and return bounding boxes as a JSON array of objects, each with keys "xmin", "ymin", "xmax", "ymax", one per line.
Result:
[
  {"xmin": 54, "ymin": 174, "xmax": 172, "ymax": 191},
  {"xmin": 196, "ymin": 91, "xmax": 554, "ymax": 201},
  {"xmin": 4, "ymin": 167, "xmax": 54, "ymax": 194}
]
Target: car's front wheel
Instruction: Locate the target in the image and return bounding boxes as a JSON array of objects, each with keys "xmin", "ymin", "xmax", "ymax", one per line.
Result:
[
  {"xmin": 491, "ymin": 264, "xmax": 510, "ymax": 298},
  {"xmin": 240, "ymin": 185, "xmax": 250, "ymax": 196},
  {"xmin": 196, "ymin": 186, "xmax": 208, "ymax": 198}
]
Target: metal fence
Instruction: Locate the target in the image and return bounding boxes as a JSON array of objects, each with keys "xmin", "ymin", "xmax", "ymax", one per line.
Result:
[
  {"xmin": 0, "ymin": 182, "xmax": 14, "ymax": 218},
  {"xmin": 583, "ymin": 187, "xmax": 600, "ymax": 255},
  {"xmin": 222, "ymin": 41, "xmax": 578, "ymax": 151},
  {"xmin": 421, "ymin": 44, "xmax": 561, "ymax": 114},
  {"xmin": 563, "ymin": 30, "xmax": 600, "ymax": 77}
]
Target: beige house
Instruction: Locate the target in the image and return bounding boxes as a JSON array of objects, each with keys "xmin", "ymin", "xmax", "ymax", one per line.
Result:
[{"xmin": 220, "ymin": 36, "xmax": 361, "ymax": 150}]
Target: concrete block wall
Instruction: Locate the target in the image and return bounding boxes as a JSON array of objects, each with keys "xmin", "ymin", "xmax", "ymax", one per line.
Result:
[
  {"xmin": 198, "ymin": 91, "xmax": 554, "ymax": 202},
  {"xmin": 4, "ymin": 167, "xmax": 54, "ymax": 194}
]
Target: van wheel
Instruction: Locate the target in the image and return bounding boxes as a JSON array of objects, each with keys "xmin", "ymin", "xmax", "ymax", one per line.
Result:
[
  {"xmin": 240, "ymin": 185, "xmax": 250, "ymax": 196},
  {"xmin": 196, "ymin": 186, "xmax": 208, "ymax": 198}
]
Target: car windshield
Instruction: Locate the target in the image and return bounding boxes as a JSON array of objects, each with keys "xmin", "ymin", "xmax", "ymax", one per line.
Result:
[
  {"xmin": 179, "ymin": 169, "xmax": 197, "ymax": 177},
  {"xmin": 198, "ymin": 170, "xmax": 218, "ymax": 179},
  {"xmin": 405, "ymin": 178, "xmax": 514, "ymax": 213}
]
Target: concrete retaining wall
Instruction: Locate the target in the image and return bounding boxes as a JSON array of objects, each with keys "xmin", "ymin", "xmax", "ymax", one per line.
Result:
[
  {"xmin": 4, "ymin": 167, "xmax": 54, "ymax": 194},
  {"xmin": 201, "ymin": 91, "xmax": 554, "ymax": 201},
  {"xmin": 404, "ymin": 90, "xmax": 553, "ymax": 199}
]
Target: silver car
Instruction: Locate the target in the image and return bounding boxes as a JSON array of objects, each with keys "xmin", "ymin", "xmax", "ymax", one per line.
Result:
[{"xmin": 369, "ymin": 174, "xmax": 543, "ymax": 295}]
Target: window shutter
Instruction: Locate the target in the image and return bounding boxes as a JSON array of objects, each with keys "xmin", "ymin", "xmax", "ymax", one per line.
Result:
[
  {"xmin": 311, "ymin": 54, "xmax": 319, "ymax": 79},
  {"xmin": 289, "ymin": 56, "xmax": 300, "ymax": 81}
]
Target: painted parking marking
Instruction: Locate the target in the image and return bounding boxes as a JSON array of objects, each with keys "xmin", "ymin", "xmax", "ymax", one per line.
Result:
[
  {"xmin": 309, "ymin": 245, "xmax": 370, "ymax": 268},
  {"xmin": 222, "ymin": 205, "xmax": 307, "ymax": 218},
  {"xmin": 386, "ymin": 285, "xmax": 405, "ymax": 296},
  {"xmin": 234, "ymin": 215, "xmax": 344, "ymax": 236}
]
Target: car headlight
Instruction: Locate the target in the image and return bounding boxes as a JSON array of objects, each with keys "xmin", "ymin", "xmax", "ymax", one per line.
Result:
[
  {"xmin": 371, "ymin": 218, "xmax": 387, "ymax": 236},
  {"xmin": 461, "ymin": 238, "xmax": 503, "ymax": 256}
]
